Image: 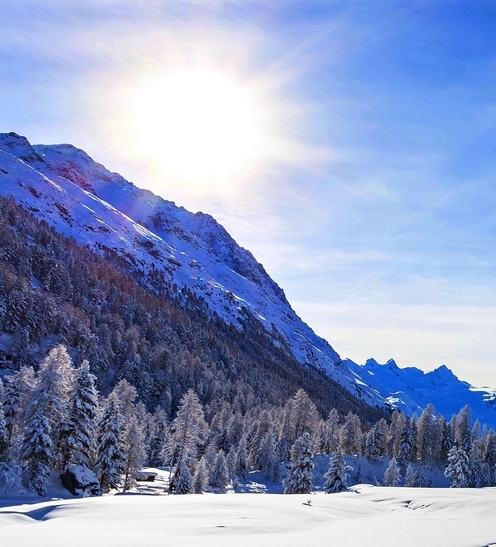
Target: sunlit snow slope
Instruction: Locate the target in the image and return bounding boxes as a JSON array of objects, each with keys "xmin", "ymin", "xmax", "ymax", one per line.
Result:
[{"xmin": 0, "ymin": 132, "xmax": 380, "ymax": 406}]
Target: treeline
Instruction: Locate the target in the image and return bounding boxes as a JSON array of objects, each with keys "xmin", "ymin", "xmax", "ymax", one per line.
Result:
[{"xmin": 0, "ymin": 345, "xmax": 493, "ymax": 496}]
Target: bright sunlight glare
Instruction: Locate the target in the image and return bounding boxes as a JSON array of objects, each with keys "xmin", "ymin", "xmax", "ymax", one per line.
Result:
[{"xmin": 129, "ymin": 69, "xmax": 271, "ymax": 184}]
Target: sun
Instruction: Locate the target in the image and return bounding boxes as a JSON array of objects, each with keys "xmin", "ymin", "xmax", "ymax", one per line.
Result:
[{"xmin": 129, "ymin": 69, "xmax": 270, "ymax": 185}]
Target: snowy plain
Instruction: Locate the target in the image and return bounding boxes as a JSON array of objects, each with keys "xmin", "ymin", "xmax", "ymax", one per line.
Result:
[{"xmin": 2, "ymin": 467, "xmax": 496, "ymax": 547}]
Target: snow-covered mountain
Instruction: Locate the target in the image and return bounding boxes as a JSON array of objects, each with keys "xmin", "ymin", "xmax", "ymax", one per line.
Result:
[
  {"xmin": 345, "ymin": 357, "xmax": 496, "ymax": 426},
  {"xmin": 1, "ymin": 131, "xmax": 495, "ymax": 425}
]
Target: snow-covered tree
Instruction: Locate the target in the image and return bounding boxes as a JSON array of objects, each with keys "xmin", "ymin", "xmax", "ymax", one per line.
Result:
[
  {"xmin": 2, "ymin": 366, "xmax": 36, "ymax": 460},
  {"xmin": 283, "ymin": 432, "xmax": 314, "ymax": 494},
  {"xmin": 256, "ymin": 433, "xmax": 280, "ymax": 482},
  {"xmin": 404, "ymin": 463, "xmax": 415, "ymax": 487},
  {"xmin": 416, "ymin": 403, "xmax": 439, "ymax": 464},
  {"xmin": 289, "ymin": 389, "xmax": 319, "ymax": 442},
  {"xmin": 166, "ymin": 389, "xmax": 207, "ymax": 493},
  {"xmin": 35, "ymin": 345, "xmax": 76, "ymax": 469},
  {"xmin": 340, "ymin": 412, "xmax": 362, "ymax": 455},
  {"xmin": 210, "ymin": 451, "xmax": 229, "ymax": 493},
  {"xmin": 0, "ymin": 462, "xmax": 22, "ymax": 494},
  {"xmin": 324, "ymin": 446, "xmax": 352, "ymax": 493},
  {"xmin": 455, "ymin": 405, "xmax": 472, "ymax": 454},
  {"xmin": 60, "ymin": 360, "xmax": 98, "ymax": 470},
  {"xmin": 174, "ymin": 457, "xmax": 193, "ymax": 495},
  {"xmin": 192, "ymin": 456, "xmax": 209, "ymax": 494},
  {"xmin": 388, "ymin": 410, "xmax": 407, "ymax": 458},
  {"xmin": 444, "ymin": 446, "xmax": 470, "ymax": 488},
  {"xmin": 122, "ymin": 415, "xmax": 146, "ymax": 492},
  {"xmin": 468, "ymin": 439, "xmax": 484, "ymax": 488},
  {"xmin": 0, "ymin": 397, "xmax": 8, "ymax": 462},
  {"xmin": 383, "ymin": 456, "xmax": 401, "ymax": 487},
  {"xmin": 398, "ymin": 418, "xmax": 415, "ymax": 466},
  {"xmin": 234, "ymin": 434, "xmax": 250, "ymax": 479},
  {"xmin": 96, "ymin": 397, "xmax": 125, "ymax": 493},
  {"xmin": 20, "ymin": 408, "xmax": 53, "ymax": 495},
  {"xmin": 319, "ymin": 408, "xmax": 340, "ymax": 454}
]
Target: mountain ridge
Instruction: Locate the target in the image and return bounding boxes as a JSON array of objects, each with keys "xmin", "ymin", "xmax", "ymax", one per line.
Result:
[{"xmin": 2, "ymin": 131, "xmax": 496, "ymax": 426}]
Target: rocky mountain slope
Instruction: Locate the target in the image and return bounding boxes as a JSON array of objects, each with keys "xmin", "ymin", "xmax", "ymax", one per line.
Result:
[{"xmin": 1, "ymin": 131, "xmax": 495, "ymax": 425}]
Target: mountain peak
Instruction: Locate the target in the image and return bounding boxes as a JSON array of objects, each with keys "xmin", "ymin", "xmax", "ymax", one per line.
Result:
[
  {"xmin": 426, "ymin": 364, "xmax": 459, "ymax": 385},
  {"xmin": 0, "ymin": 132, "xmax": 45, "ymax": 164}
]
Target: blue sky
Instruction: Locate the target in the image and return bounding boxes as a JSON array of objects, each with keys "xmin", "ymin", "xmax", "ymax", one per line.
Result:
[{"xmin": 1, "ymin": 1, "xmax": 495, "ymax": 386}]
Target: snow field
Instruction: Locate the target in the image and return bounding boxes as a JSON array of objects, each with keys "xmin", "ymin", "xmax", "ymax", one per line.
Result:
[{"xmin": 2, "ymin": 486, "xmax": 496, "ymax": 547}]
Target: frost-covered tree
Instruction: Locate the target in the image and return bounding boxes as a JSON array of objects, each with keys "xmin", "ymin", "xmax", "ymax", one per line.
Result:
[
  {"xmin": 383, "ymin": 456, "xmax": 401, "ymax": 487},
  {"xmin": 324, "ymin": 446, "xmax": 352, "ymax": 493},
  {"xmin": 388, "ymin": 411, "xmax": 407, "ymax": 458},
  {"xmin": 413, "ymin": 465, "xmax": 427, "ymax": 487},
  {"xmin": 398, "ymin": 418, "xmax": 415, "ymax": 466},
  {"xmin": 60, "ymin": 360, "xmax": 98, "ymax": 470},
  {"xmin": 0, "ymin": 462, "xmax": 22, "ymax": 494},
  {"xmin": 210, "ymin": 451, "xmax": 229, "ymax": 493},
  {"xmin": 319, "ymin": 408, "xmax": 340, "ymax": 454},
  {"xmin": 404, "ymin": 463, "xmax": 415, "ymax": 487},
  {"xmin": 340, "ymin": 412, "xmax": 362, "ymax": 455},
  {"xmin": 166, "ymin": 389, "xmax": 207, "ymax": 493},
  {"xmin": 148, "ymin": 407, "xmax": 169, "ymax": 467},
  {"xmin": 35, "ymin": 345, "xmax": 76, "ymax": 469},
  {"xmin": 0, "ymin": 397, "xmax": 8, "ymax": 462},
  {"xmin": 256, "ymin": 433, "xmax": 280, "ymax": 482},
  {"xmin": 96, "ymin": 397, "xmax": 125, "ymax": 493},
  {"xmin": 174, "ymin": 457, "xmax": 193, "ymax": 495},
  {"xmin": 455, "ymin": 405, "xmax": 472, "ymax": 454},
  {"xmin": 234, "ymin": 434, "xmax": 250, "ymax": 480},
  {"xmin": 192, "ymin": 456, "xmax": 209, "ymax": 494},
  {"xmin": 122, "ymin": 415, "xmax": 146, "ymax": 492},
  {"xmin": 416, "ymin": 403, "xmax": 439, "ymax": 464},
  {"xmin": 2, "ymin": 366, "xmax": 36, "ymax": 460},
  {"xmin": 444, "ymin": 446, "xmax": 470, "ymax": 488},
  {"xmin": 290, "ymin": 389, "xmax": 319, "ymax": 442},
  {"xmin": 283, "ymin": 432, "xmax": 314, "ymax": 494},
  {"xmin": 468, "ymin": 439, "xmax": 483, "ymax": 488},
  {"xmin": 20, "ymin": 408, "xmax": 53, "ymax": 495}
]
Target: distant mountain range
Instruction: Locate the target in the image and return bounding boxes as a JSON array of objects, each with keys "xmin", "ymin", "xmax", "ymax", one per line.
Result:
[{"xmin": 1, "ymin": 131, "xmax": 495, "ymax": 426}]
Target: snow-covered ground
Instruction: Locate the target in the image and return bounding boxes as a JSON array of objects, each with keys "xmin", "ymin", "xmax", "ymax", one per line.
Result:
[
  {"xmin": 1, "ymin": 464, "xmax": 495, "ymax": 547},
  {"xmin": 2, "ymin": 483, "xmax": 496, "ymax": 547}
]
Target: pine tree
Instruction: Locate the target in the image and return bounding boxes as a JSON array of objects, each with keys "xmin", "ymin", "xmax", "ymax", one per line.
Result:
[
  {"xmin": 283, "ymin": 432, "xmax": 314, "ymax": 494},
  {"xmin": 340, "ymin": 412, "xmax": 362, "ymax": 455},
  {"xmin": 20, "ymin": 408, "xmax": 53, "ymax": 495},
  {"xmin": 444, "ymin": 446, "xmax": 470, "ymax": 488},
  {"xmin": 455, "ymin": 405, "xmax": 472, "ymax": 454},
  {"xmin": 234, "ymin": 435, "xmax": 250, "ymax": 479},
  {"xmin": 2, "ymin": 366, "xmax": 36, "ymax": 460},
  {"xmin": 60, "ymin": 360, "xmax": 98, "ymax": 470},
  {"xmin": 404, "ymin": 463, "xmax": 415, "ymax": 487},
  {"xmin": 166, "ymin": 389, "xmax": 207, "ymax": 493},
  {"xmin": 96, "ymin": 398, "xmax": 125, "ymax": 493},
  {"xmin": 174, "ymin": 457, "xmax": 193, "ymax": 495},
  {"xmin": 192, "ymin": 456, "xmax": 209, "ymax": 494},
  {"xmin": 323, "ymin": 446, "xmax": 352, "ymax": 493},
  {"xmin": 35, "ymin": 345, "xmax": 75, "ymax": 470},
  {"xmin": 468, "ymin": 439, "xmax": 483, "ymax": 488},
  {"xmin": 383, "ymin": 456, "xmax": 401, "ymax": 487},
  {"xmin": 0, "ymin": 398, "xmax": 8, "ymax": 462},
  {"xmin": 122, "ymin": 415, "xmax": 146, "ymax": 492},
  {"xmin": 413, "ymin": 465, "xmax": 427, "ymax": 487},
  {"xmin": 210, "ymin": 451, "xmax": 229, "ymax": 493},
  {"xmin": 256, "ymin": 433, "xmax": 280, "ymax": 482},
  {"xmin": 416, "ymin": 403, "xmax": 438, "ymax": 464}
]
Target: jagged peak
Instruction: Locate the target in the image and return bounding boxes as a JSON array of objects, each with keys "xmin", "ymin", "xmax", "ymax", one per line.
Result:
[
  {"xmin": 0, "ymin": 132, "xmax": 45, "ymax": 164},
  {"xmin": 426, "ymin": 364, "xmax": 459, "ymax": 384}
]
